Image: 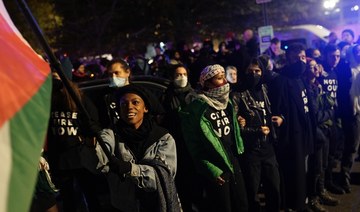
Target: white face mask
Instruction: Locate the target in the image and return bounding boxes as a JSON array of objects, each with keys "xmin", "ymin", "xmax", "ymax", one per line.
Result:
[
  {"xmin": 109, "ymin": 77, "xmax": 127, "ymax": 88},
  {"xmin": 174, "ymin": 76, "xmax": 188, "ymax": 88}
]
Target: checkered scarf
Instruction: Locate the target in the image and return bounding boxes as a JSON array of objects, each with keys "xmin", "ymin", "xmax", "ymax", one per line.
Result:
[
  {"xmin": 199, "ymin": 64, "xmax": 225, "ymax": 87},
  {"xmin": 202, "ymin": 83, "xmax": 230, "ymax": 110},
  {"xmin": 184, "ymin": 83, "xmax": 230, "ymax": 110}
]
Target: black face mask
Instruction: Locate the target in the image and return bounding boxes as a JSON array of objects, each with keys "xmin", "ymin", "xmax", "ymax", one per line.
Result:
[
  {"xmin": 246, "ymin": 72, "xmax": 261, "ymax": 89},
  {"xmin": 52, "ymin": 79, "xmax": 63, "ymax": 90},
  {"xmin": 289, "ymin": 60, "xmax": 306, "ymax": 77}
]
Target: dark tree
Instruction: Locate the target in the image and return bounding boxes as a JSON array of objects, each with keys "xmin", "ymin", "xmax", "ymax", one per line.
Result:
[{"xmin": 4, "ymin": 0, "xmax": 328, "ymax": 57}]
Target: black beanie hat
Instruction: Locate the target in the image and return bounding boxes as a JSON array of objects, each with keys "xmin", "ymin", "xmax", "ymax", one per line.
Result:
[{"xmin": 116, "ymin": 84, "xmax": 154, "ymax": 112}]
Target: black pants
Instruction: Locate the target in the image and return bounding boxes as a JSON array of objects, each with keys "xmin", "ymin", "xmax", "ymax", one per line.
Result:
[
  {"xmin": 341, "ymin": 114, "xmax": 360, "ymax": 183},
  {"xmin": 241, "ymin": 153, "xmax": 281, "ymax": 212},
  {"xmin": 277, "ymin": 153, "xmax": 307, "ymax": 211},
  {"xmin": 318, "ymin": 132, "xmax": 330, "ymax": 191},
  {"xmin": 202, "ymin": 161, "xmax": 248, "ymax": 212},
  {"xmin": 176, "ymin": 171, "xmax": 203, "ymax": 212},
  {"xmin": 307, "ymin": 138, "xmax": 329, "ymax": 198},
  {"xmin": 30, "ymin": 192, "xmax": 57, "ymax": 212},
  {"xmin": 325, "ymin": 123, "xmax": 343, "ymax": 186},
  {"xmin": 54, "ymin": 168, "xmax": 102, "ymax": 212}
]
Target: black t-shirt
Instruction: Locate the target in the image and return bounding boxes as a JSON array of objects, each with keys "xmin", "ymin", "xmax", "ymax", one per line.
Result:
[
  {"xmin": 318, "ymin": 69, "xmax": 338, "ymax": 101},
  {"xmin": 204, "ymin": 107, "xmax": 238, "ymax": 162},
  {"xmin": 49, "ymin": 110, "xmax": 81, "ymax": 150},
  {"xmin": 47, "ymin": 95, "xmax": 99, "ymax": 171},
  {"xmin": 240, "ymin": 89, "xmax": 275, "ymax": 158},
  {"xmin": 205, "ymin": 107, "xmax": 233, "ymax": 145},
  {"xmin": 249, "ymin": 89, "xmax": 268, "ymax": 126}
]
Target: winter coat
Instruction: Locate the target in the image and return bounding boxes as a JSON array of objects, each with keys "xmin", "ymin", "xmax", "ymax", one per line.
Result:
[
  {"xmin": 179, "ymin": 98, "xmax": 244, "ymax": 180},
  {"xmin": 100, "ymin": 128, "xmax": 178, "ymax": 212}
]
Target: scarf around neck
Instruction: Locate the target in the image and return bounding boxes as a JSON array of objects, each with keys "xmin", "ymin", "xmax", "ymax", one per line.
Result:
[
  {"xmin": 118, "ymin": 116, "xmax": 152, "ymax": 160},
  {"xmin": 168, "ymin": 83, "xmax": 193, "ymax": 110},
  {"xmin": 117, "ymin": 116, "xmax": 168, "ymax": 160},
  {"xmin": 172, "ymin": 82, "xmax": 192, "ymax": 94},
  {"xmin": 186, "ymin": 83, "xmax": 230, "ymax": 110}
]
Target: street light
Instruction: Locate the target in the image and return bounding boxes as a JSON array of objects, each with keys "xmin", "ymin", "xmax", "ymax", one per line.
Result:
[
  {"xmin": 351, "ymin": 5, "xmax": 359, "ymax": 11},
  {"xmin": 323, "ymin": 0, "xmax": 339, "ymax": 10}
]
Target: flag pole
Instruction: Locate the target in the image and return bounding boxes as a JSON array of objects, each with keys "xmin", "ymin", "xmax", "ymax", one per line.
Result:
[{"xmin": 15, "ymin": 0, "xmax": 112, "ymax": 161}]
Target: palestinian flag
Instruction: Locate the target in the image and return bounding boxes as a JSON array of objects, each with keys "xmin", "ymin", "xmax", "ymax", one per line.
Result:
[{"xmin": 0, "ymin": 1, "xmax": 52, "ymax": 212}]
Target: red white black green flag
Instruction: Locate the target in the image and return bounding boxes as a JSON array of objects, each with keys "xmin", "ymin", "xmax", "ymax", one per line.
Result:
[{"xmin": 0, "ymin": 1, "xmax": 51, "ymax": 211}]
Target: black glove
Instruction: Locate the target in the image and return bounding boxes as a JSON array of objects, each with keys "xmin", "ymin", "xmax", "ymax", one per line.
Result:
[
  {"xmin": 84, "ymin": 118, "xmax": 102, "ymax": 135},
  {"xmin": 78, "ymin": 116, "xmax": 102, "ymax": 137},
  {"xmin": 109, "ymin": 156, "xmax": 131, "ymax": 175}
]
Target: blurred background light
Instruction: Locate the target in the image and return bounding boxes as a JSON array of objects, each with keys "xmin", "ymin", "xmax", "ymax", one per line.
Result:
[
  {"xmin": 323, "ymin": 0, "xmax": 339, "ymax": 10},
  {"xmin": 351, "ymin": 5, "xmax": 359, "ymax": 11}
]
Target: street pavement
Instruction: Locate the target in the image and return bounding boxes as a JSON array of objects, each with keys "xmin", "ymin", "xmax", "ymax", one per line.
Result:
[
  {"xmin": 323, "ymin": 160, "xmax": 360, "ymax": 212},
  {"xmin": 55, "ymin": 160, "xmax": 360, "ymax": 211}
]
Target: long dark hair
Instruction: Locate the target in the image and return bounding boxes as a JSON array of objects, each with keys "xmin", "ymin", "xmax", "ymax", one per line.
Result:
[{"xmin": 52, "ymin": 78, "xmax": 83, "ymax": 111}]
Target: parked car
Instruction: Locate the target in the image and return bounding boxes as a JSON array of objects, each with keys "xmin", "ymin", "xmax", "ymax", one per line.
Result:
[
  {"xmin": 78, "ymin": 75, "xmax": 171, "ymax": 101},
  {"xmin": 274, "ymin": 24, "xmax": 330, "ymax": 50},
  {"xmin": 76, "ymin": 75, "xmax": 170, "ymax": 129}
]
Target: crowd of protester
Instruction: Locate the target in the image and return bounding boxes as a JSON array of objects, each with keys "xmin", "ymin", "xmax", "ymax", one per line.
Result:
[{"xmin": 32, "ymin": 28, "xmax": 360, "ymax": 212}]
